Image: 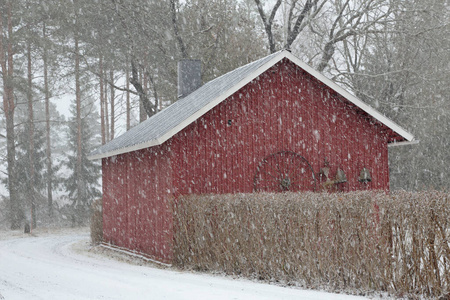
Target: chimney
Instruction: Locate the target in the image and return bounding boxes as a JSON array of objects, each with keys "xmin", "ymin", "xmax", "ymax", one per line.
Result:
[{"xmin": 178, "ymin": 59, "xmax": 202, "ymax": 98}]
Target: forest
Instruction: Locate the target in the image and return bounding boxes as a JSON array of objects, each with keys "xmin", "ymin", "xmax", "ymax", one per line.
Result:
[{"xmin": 0, "ymin": 0, "xmax": 448, "ymax": 230}]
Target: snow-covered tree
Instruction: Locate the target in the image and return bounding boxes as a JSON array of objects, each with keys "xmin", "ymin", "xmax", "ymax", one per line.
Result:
[
  {"xmin": 63, "ymin": 100, "xmax": 101, "ymax": 224},
  {"xmin": 339, "ymin": 0, "xmax": 450, "ymax": 190}
]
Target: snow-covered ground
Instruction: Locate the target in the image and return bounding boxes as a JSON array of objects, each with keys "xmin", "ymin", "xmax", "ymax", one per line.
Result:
[{"xmin": 0, "ymin": 229, "xmax": 370, "ymax": 300}]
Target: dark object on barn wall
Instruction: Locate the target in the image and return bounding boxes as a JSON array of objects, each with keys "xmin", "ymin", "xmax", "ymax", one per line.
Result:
[
  {"xmin": 89, "ymin": 50, "xmax": 415, "ymax": 263},
  {"xmin": 335, "ymin": 168, "xmax": 347, "ymax": 184},
  {"xmin": 253, "ymin": 151, "xmax": 316, "ymax": 192},
  {"xmin": 359, "ymin": 167, "xmax": 372, "ymax": 183}
]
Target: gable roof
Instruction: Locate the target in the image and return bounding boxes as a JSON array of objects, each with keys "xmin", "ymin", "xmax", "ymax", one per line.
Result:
[{"xmin": 89, "ymin": 50, "xmax": 414, "ymax": 160}]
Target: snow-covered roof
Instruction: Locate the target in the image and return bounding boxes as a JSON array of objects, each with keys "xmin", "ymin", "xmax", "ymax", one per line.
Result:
[{"xmin": 89, "ymin": 50, "xmax": 414, "ymax": 160}]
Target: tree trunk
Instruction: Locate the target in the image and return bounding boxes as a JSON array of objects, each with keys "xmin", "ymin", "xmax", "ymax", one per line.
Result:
[
  {"xmin": 43, "ymin": 22, "xmax": 53, "ymax": 218},
  {"xmin": 139, "ymin": 68, "xmax": 147, "ymax": 122},
  {"xmin": 254, "ymin": 0, "xmax": 282, "ymax": 53},
  {"xmin": 317, "ymin": 41, "xmax": 335, "ymax": 72},
  {"xmin": 126, "ymin": 58, "xmax": 130, "ymax": 131},
  {"xmin": 104, "ymin": 67, "xmax": 110, "ymax": 142},
  {"xmin": 109, "ymin": 69, "xmax": 115, "ymax": 140},
  {"xmin": 27, "ymin": 37, "xmax": 36, "ymax": 229},
  {"xmin": 170, "ymin": 0, "xmax": 188, "ymax": 59},
  {"xmin": 99, "ymin": 54, "xmax": 106, "ymax": 145},
  {"xmin": 0, "ymin": 0, "xmax": 23, "ymax": 229},
  {"xmin": 74, "ymin": 0, "xmax": 83, "ymax": 210}
]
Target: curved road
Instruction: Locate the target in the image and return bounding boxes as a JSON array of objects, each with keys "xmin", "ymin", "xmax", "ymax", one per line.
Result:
[{"xmin": 0, "ymin": 232, "xmax": 367, "ymax": 300}]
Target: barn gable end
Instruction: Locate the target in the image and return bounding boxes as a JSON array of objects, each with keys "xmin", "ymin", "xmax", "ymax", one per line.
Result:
[{"xmin": 171, "ymin": 59, "xmax": 391, "ymax": 195}]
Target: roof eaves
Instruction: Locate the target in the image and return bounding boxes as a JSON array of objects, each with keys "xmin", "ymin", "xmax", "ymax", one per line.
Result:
[
  {"xmin": 87, "ymin": 138, "xmax": 160, "ymax": 160},
  {"xmin": 387, "ymin": 140, "xmax": 420, "ymax": 147}
]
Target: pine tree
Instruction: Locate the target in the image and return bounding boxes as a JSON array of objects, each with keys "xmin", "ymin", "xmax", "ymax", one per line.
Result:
[
  {"xmin": 64, "ymin": 100, "xmax": 101, "ymax": 225},
  {"xmin": 14, "ymin": 123, "xmax": 47, "ymax": 227}
]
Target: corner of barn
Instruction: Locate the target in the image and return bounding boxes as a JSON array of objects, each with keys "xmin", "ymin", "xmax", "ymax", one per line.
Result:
[{"xmin": 101, "ymin": 144, "xmax": 174, "ymax": 264}]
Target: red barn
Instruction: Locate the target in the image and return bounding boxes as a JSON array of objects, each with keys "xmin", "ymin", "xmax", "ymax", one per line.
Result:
[{"xmin": 89, "ymin": 50, "xmax": 414, "ymax": 263}]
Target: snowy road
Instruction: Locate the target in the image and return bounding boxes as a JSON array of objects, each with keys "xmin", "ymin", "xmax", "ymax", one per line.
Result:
[{"xmin": 0, "ymin": 232, "xmax": 369, "ymax": 300}]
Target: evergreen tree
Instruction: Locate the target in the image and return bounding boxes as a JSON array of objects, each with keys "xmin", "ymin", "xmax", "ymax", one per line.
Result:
[
  {"xmin": 64, "ymin": 100, "xmax": 101, "ymax": 224},
  {"xmin": 14, "ymin": 123, "xmax": 47, "ymax": 227}
]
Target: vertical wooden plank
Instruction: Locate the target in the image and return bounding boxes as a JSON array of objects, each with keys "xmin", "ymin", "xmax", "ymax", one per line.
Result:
[
  {"xmin": 283, "ymin": 61, "xmax": 290, "ymax": 151},
  {"xmin": 112, "ymin": 155, "xmax": 119, "ymax": 247},
  {"xmin": 246, "ymin": 84, "xmax": 255, "ymax": 193},
  {"xmin": 139, "ymin": 149, "xmax": 148, "ymax": 254},
  {"xmin": 291, "ymin": 64, "xmax": 300, "ymax": 152},
  {"xmin": 246, "ymin": 81, "xmax": 256, "ymax": 192},
  {"xmin": 207, "ymin": 108, "xmax": 215, "ymax": 193},
  {"xmin": 383, "ymin": 138, "xmax": 390, "ymax": 192},
  {"xmin": 157, "ymin": 147, "xmax": 165, "ymax": 260},
  {"xmin": 102, "ymin": 158, "xmax": 110, "ymax": 243},
  {"xmin": 227, "ymin": 97, "xmax": 234, "ymax": 194},
  {"xmin": 151, "ymin": 147, "xmax": 158, "ymax": 258},
  {"xmin": 157, "ymin": 147, "xmax": 163, "ymax": 260},
  {"xmin": 130, "ymin": 152, "xmax": 136, "ymax": 251},
  {"xmin": 273, "ymin": 64, "xmax": 281, "ymax": 154},
  {"xmin": 147, "ymin": 148, "xmax": 155, "ymax": 257},
  {"xmin": 223, "ymin": 97, "xmax": 229, "ymax": 193},
  {"xmin": 275, "ymin": 62, "xmax": 282, "ymax": 152},
  {"xmin": 230, "ymin": 93, "xmax": 239, "ymax": 192},
  {"xmin": 134, "ymin": 152, "xmax": 141, "ymax": 252},
  {"xmin": 137, "ymin": 149, "xmax": 145, "ymax": 253},
  {"xmin": 126, "ymin": 153, "xmax": 133, "ymax": 249},
  {"xmin": 117, "ymin": 154, "xmax": 126, "ymax": 248},
  {"xmin": 280, "ymin": 60, "xmax": 288, "ymax": 151},
  {"xmin": 218, "ymin": 100, "xmax": 224, "ymax": 194},
  {"xmin": 113, "ymin": 156, "xmax": 120, "ymax": 246},
  {"xmin": 164, "ymin": 143, "xmax": 173, "ymax": 262}
]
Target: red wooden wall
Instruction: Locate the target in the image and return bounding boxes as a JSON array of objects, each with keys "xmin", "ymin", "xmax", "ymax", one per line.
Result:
[
  {"xmin": 171, "ymin": 59, "xmax": 390, "ymax": 196},
  {"xmin": 102, "ymin": 143, "xmax": 173, "ymax": 263},
  {"xmin": 102, "ymin": 58, "xmax": 391, "ymax": 262}
]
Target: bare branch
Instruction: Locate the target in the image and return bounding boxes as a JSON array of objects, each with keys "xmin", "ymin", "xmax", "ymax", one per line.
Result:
[
  {"xmin": 285, "ymin": 0, "xmax": 319, "ymax": 49},
  {"xmin": 254, "ymin": 0, "xmax": 282, "ymax": 53},
  {"xmin": 170, "ymin": 0, "xmax": 188, "ymax": 59},
  {"xmin": 329, "ymin": 0, "xmax": 350, "ymax": 39},
  {"xmin": 130, "ymin": 59, "xmax": 155, "ymax": 117},
  {"xmin": 110, "ymin": 0, "xmax": 155, "ymax": 118}
]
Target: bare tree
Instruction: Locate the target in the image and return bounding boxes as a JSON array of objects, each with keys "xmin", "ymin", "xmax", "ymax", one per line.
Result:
[
  {"xmin": 336, "ymin": 0, "xmax": 450, "ymax": 190},
  {"xmin": 107, "ymin": 0, "xmax": 266, "ymax": 120},
  {"xmin": 312, "ymin": 0, "xmax": 395, "ymax": 72},
  {"xmin": 254, "ymin": 0, "xmax": 397, "ymax": 73},
  {"xmin": 254, "ymin": 0, "xmax": 327, "ymax": 53}
]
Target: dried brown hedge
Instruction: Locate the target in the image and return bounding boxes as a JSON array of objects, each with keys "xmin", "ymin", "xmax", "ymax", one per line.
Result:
[
  {"xmin": 173, "ymin": 191, "xmax": 450, "ymax": 298},
  {"xmin": 90, "ymin": 198, "xmax": 103, "ymax": 245}
]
